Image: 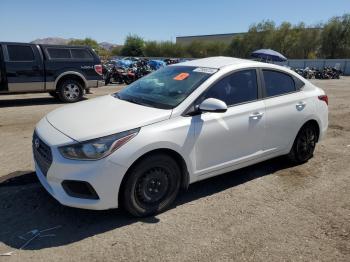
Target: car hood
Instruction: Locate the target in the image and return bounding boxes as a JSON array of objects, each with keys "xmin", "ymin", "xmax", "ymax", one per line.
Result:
[{"xmin": 46, "ymin": 95, "xmax": 172, "ymax": 142}]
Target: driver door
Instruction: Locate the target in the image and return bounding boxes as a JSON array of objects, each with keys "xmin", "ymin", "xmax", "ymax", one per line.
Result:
[
  {"xmin": 193, "ymin": 69, "xmax": 266, "ymax": 177},
  {"xmin": 0, "ymin": 45, "xmax": 7, "ymax": 92},
  {"xmin": 3, "ymin": 43, "xmax": 44, "ymax": 92}
]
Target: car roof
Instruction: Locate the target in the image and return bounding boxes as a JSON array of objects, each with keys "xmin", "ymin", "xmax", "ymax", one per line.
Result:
[
  {"xmin": 175, "ymin": 56, "xmax": 264, "ymax": 69},
  {"xmin": 174, "ymin": 56, "xmax": 303, "ymax": 77},
  {"xmin": 0, "ymin": 42, "xmax": 89, "ymax": 49}
]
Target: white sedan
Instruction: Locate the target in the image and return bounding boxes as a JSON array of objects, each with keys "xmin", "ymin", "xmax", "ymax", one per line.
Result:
[{"xmin": 33, "ymin": 57, "xmax": 328, "ymax": 217}]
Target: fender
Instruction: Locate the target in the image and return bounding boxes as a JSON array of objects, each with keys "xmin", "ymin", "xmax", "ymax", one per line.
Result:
[
  {"xmin": 110, "ymin": 140, "xmax": 196, "ymax": 184},
  {"xmin": 286, "ymin": 114, "xmax": 323, "ymax": 153},
  {"xmin": 54, "ymin": 71, "xmax": 87, "ymax": 90}
]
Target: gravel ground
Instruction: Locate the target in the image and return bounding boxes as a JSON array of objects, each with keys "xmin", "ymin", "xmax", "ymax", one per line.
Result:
[{"xmin": 0, "ymin": 79, "xmax": 349, "ymax": 261}]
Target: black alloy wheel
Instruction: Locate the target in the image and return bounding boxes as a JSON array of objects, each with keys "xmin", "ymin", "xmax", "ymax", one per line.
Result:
[{"xmin": 288, "ymin": 123, "xmax": 317, "ymax": 164}]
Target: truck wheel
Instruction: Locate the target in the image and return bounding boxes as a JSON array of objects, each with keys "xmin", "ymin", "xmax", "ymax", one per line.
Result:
[
  {"xmin": 122, "ymin": 154, "xmax": 181, "ymax": 217},
  {"xmin": 57, "ymin": 79, "xmax": 83, "ymax": 103}
]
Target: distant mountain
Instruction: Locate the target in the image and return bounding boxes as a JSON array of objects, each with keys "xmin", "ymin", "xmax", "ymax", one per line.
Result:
[
  {"xmin": 31, "ymin": 37, "xmax": 73, "ymax": 45},
  {"xmin": 99, "ymin": 42, "xmax": 116, "ymax": 50},
  {"xmin": 31, "ymin": 37, "xmax": 118, "ymax": 50}
]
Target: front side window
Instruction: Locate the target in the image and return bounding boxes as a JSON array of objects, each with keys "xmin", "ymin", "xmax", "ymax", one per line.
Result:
[
  {"xmin": 202, "ymin": 69, "xmax": 258, "ymax": 106},
  {"xmin": 263, "ymin": 70, "xmax": 296, "ymax": 97},
  {"xmin": 7, "ymin": 45, "xmax": 34, "ymax": 61},
  {"xmin": 47, "ymin": 48, "xmax": 71, "ymax": 59},
  {"xmin": 116, "ymin": 66, "xmax": 217, "ymax": 109}
]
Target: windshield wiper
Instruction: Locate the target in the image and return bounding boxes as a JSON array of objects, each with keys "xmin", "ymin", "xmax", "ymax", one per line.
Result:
[
  {"xmin": 117, "ymin": 95, "xmax": 149, "ymax": 107},
  {"xmin": 113, "ymin": 93, "xmax": 172, "ymax": 109},
  {"xmin": 123, "ymin": 98, "xmax": 144, "ymax": 106}
]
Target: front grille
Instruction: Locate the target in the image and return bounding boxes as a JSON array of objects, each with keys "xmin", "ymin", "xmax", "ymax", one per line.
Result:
[{"xmin": 32, "ymin": 132, "xmax": 52, "ymax": 176}]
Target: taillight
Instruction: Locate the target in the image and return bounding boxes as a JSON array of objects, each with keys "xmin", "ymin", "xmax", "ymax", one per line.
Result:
[
  {"xmin": 94, "ymin": 64, "xmax": 103, "ymax": 75},
  {"xmin": 318, "ymin": 95, "xmax": 328, "ymax": 105}
]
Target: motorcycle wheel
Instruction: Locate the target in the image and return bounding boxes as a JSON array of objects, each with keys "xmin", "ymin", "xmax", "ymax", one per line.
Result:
[{"xmin": 124, "ymin": 78, "xmax": 133, "ymax": 85}]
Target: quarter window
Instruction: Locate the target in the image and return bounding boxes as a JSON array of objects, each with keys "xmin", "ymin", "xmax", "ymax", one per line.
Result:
[
  {"xmin": 294, "ymin": 76, "xmax": 305, "ymax": 90},
  {"xmin": 47, "ymin": 48, "xmax": 71, "ymax": 59},
  {"xmin": 7, "ymin": 45, "xmax": 34, "ymax": 61},
  {"xmin": 203, "ymin": 69, "xmax": 258, "ymax": 106},
  {"xmin": 263, "ymin": 70, "xmax": 296, "ymax": 97}
]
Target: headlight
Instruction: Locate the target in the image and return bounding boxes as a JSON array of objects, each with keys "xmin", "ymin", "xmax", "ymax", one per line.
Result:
[{"xmin": 59, "ymin": 128, "xmax": 140, "ymax": 160}]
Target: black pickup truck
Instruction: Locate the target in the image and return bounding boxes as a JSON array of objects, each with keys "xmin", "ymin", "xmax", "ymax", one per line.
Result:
[{"xmin": 0, "ymin": 42, "xmax": 104, "ymax": 102}]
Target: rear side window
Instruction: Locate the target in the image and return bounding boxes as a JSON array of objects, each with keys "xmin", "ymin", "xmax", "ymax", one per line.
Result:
[
  {"xmin": 203, "ymin": 69, "xmax": 258, "ymax": 106},
  {"xmin": 263, "ymin": 70, "xmax": 296, "ymax": 97},
  {"xmin": 47, "ymin": 48, "xmax": 71, "ymax": 59},
  {"xmin": 7, "ymin": 45, "xmax": 34, "ymax": 61},
  {"xmin": 71, "ymin": 49, "xmax": 93, "ymax": 59}
]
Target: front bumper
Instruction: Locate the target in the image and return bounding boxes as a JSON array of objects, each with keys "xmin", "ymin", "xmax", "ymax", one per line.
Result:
[{"xmin": 33, "ymin": 118, "xmax": 128, "ymax": 210}]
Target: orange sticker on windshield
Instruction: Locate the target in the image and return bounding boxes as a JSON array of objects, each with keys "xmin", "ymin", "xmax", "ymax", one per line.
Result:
[{"xmin": 173, "ymin": 73, "xmax": 189, "ymax": 80}]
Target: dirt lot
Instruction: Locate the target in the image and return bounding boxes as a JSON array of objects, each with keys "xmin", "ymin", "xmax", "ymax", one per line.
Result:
[{"xmin": 0, "ymin": 79, "xmax": 349, "ymax": 261}]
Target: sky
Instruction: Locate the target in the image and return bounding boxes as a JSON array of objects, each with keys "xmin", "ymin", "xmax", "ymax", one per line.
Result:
[{"xmin": 0, "ymin": 0, "xmax": 349, "ymax": 44}]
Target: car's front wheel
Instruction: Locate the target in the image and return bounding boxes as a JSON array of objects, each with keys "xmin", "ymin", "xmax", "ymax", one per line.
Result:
[
  {"xmin": 122, "ymin": 154, "xmax": 181, "ymax": 217},
  {"xmin": 288, "ymin": 123, "xmax": 318, "ymax": 164}
]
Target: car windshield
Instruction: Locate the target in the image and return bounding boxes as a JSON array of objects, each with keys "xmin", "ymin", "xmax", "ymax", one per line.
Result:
[{"xmin": 115, "ymin": 66, "xmax": 217, "ymax": 109}]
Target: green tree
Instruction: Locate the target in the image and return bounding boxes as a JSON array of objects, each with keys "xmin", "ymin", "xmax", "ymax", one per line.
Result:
[
  {"xmin": 159, "ymin": 41, "xmax": 186, "ymax": 57},
  {"xmin": 320, "ymin": 14, "xmax": 350, "ymax": 58},
  {"xmin": 204, "ymin": 42, "xmax": 227, "ymax": 56},
  {"xmin": 120, "ymin": 34, "xmax": 144, "ymax": 56},
  {"xmin": 68, "ymin": 37, "xmax": 111, "ymax": 58},
  {"xmin": 245, "ymin": 20, "xmax": 276, "ymax": 52},
  {"xmin": 143, "ymin": 41, "xmax": 160, "ymax": 57},
  {"xmin": 293, "ymin": 23, "xmax": 321, "ymax": 59},
  {"xmin": 185, "ymin": 41, "xmax": 206, "ymax": 58},
  {"xmin": 68, "ymin": 37, "xmax": 100, "ymax": 49},
  {"xmin": 226, "ymin": 36, "xmax": 246, "ymax": 57},
  {"xmin": 110, "ymin": 46, "xmax": 122, "ymax": 56}
]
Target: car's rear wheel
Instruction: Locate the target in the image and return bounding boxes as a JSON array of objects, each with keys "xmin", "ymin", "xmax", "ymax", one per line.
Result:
[
  {"xmin": 122, "ymin": 154, "xmax": 181, "ymax": 217},
  {"xmin": 57, "ymin": 79, "xmax": 83, "ymax": 103},
  {"xmin": 288, "ymin": 123, "xmax": 318, "ymax": 164}
]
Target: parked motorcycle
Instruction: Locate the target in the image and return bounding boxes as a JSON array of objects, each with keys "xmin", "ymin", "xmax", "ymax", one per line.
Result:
[
  {"xmin": 294, "ymin": 66, "xmax": 342, "ymax": 80},
  {"xmin": 104, "ymin": 64, "xmax": 128, "ymax": 85}
]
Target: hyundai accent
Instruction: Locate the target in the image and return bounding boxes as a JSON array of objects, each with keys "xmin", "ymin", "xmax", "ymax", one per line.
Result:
[{"xmin": 33, "ymin": 57, "xmax": 328, "ymax": 217}]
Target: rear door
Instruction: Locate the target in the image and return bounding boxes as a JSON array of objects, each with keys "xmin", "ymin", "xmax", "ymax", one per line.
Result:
[
  {"xmin": 3, "ymin": 43, "xmax": 44, "ymax": 92},
  {"xmin": 261, "ymin": 69, "xmax": 310, "ymax": 153}
]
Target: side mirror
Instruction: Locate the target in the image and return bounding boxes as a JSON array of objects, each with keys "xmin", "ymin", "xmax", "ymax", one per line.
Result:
[{"xmin": 198, "ymin": 98, "xmax": 227, "ymax": 113}]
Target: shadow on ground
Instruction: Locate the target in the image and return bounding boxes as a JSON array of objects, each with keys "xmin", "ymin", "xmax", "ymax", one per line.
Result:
[
  {"xmin": 0, "ymin": 157, "xmax": 295, "ymax": 251},
  {"xmin": 0, "ymin": 96, "xmax": 88, "ymax": 108}
]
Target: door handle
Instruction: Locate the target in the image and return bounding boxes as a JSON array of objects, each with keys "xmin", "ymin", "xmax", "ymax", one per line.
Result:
[
  {"xmin": 296, "ymin": 101, "xmax": 306, "ymax": 110},
  {"xmin": 249, "ymin": 112, "xmax": 264, "ymax": 120}
]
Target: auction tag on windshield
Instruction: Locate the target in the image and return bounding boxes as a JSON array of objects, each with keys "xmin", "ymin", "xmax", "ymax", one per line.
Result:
[
  {"xmin": 173, "ymin": 72, "xmax": 190, "ymax": 80},
  {"xmin": 193, "ymin": 67, "xmax": 217, "ymax": 74}
]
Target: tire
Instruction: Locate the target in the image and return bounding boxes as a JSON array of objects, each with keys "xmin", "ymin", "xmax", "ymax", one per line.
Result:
[
  {"xmin": 123, "ymin": 76, "xmax": 134, "ymax": 85},
  {"xmin": 49, "ymin": 91, "xmax": 59, "ymax": 99},
  {"xmin": 57, "ymin": 79, "xmax": 83, "ymax": 103},
  {"xmin": 122, "ymin": 154, "xmax": 181, "ymax": 217},
  {"xmin": 104, "ymin": 74, "xmax": 111, "ymax": 85},
  {"xmin": 287, "ymin": 123, "xmax": 318, "ymax": 164}
]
